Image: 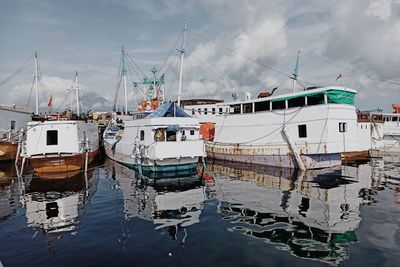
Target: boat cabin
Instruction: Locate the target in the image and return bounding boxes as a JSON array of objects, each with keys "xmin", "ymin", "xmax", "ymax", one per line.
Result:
[{"xmin": 186, "ymin": 87, "xmax": 356, "ymax": 116}]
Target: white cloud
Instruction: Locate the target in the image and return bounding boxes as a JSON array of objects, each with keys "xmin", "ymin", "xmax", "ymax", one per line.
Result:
[{"xmin": 367, "ymin": 0, "xmax": 392, "ymax": 20}]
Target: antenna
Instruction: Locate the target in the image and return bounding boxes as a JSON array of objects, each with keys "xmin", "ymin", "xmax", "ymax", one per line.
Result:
[
  {"xmin": 292, "ymin": 50, "xmax": 300, "ymax": 92},
  {"xmin": 177, "ymin": 21, "xmax": 187, "ymax": 107}
]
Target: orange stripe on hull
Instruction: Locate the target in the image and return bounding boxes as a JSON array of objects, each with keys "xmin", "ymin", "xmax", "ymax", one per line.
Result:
[{"xmin": 31, "ymin": 150, "xmax": 98, "ymax": 174}]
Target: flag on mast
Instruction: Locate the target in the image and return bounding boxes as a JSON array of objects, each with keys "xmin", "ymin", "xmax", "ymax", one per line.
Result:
[{"xmin": 47, "ymin": 95, "xmax": 53, "ymax": 108}]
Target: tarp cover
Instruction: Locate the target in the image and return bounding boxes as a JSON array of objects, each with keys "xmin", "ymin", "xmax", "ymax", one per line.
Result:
[
  {"xmin": 326, "ymin": 90, "xmax": 355, "ymax": 105},
  {"xmin": 271, "ymin": 89, "xmax": 355, "ymax": 105},
  {"xmin": 146, "ymin": 102, "xmax": 190, "ymax": 118}
]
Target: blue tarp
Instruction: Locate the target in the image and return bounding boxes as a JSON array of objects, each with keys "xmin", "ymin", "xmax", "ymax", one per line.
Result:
[{"xmin": 146, "ymin": 102, "xmax": 190, "ymax": 118}]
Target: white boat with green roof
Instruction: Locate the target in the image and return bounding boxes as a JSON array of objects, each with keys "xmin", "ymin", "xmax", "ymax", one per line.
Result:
[{"xmin": 184, "ymin": 86, "xmax": 365, "ymax": 170}]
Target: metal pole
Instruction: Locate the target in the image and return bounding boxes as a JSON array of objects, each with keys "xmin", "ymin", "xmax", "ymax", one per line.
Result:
[
  {"xmin": 123, "ymin": 74, "xmax": 128, "ymax": 114},
  {"xmin": 177, "ymin": 21, "xmax": 187, "ymax": 107},
  {"xmin": 34, "ymin": 52, "xmax": 39, "ymax": 115},
  {"xmin": 75, "ymin": 70, "xmax": 80, "ymax": 116}
]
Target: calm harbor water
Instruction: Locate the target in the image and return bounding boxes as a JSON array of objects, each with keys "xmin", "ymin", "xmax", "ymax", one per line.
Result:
[{"xmin": 0, "ymin": 156, "xmax": 399, "ymax": 267}]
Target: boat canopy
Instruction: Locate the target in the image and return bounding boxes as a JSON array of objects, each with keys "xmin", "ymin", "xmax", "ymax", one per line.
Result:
[
  {"xmin": 270, "ymin": 89, "xmax": 355, "ymax": 105},
  {"xmin": 146, "ymin": 102, "xmax": 190, "ymax": 118}
]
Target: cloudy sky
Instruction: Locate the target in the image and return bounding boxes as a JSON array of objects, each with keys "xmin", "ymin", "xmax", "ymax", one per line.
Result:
[{"xmin": 1, "ymin": 0, "xmax": 400, "ymax": 112}]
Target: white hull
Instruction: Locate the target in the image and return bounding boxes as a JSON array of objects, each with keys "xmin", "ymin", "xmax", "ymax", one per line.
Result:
[
  {"xmin": 186, "ymin": 87, "xmax": 361, "ymax": 169},
  {"xmin": 103, "ymin": 110, "xmax": 205, "ymax": 174}
]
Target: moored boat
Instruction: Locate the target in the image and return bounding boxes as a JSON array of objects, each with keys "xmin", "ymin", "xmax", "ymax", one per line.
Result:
[
  {"xmin": 103, "ymin": 102, "xmax": 205, "ymax": 176},
  {"xmin": 372, "ymin": 104, "xmax": 400, "ymax": 155},
  {"xmin": 184, "ymin": 86, "xmax": 363, "ymax": 170},
  {"xmin": 21, "ymin": 119, "xmax": 99, "ymax": 174}
]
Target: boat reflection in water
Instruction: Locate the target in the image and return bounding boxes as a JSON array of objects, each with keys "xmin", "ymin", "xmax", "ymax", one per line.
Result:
[
  {"xmin": 104, "ymin": 158, "xmax": 206, "ymax": 242},
  {"xmin": 0, "ymin": 162, "xmax": 20, "ymax": 222},
  {"xmin": 20, "ymin": 168, "xmax": 98, "ymax": 236},
  {"xmin": 206, "ymin": 159, "xmax": 382, "ymax": 265}
]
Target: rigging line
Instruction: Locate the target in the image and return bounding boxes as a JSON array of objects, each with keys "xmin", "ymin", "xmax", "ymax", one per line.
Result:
[
  {"xmin": 302, "ymin": 51, "xmax": 400, "ymax": 86},
  {"xmin": 158, "ymin": 30, "xmax": 184, "ymax": 75},
  {"xmin": 188, "ymin": 30, "xmax": 320, "ymax": 87},
  {"xmin": 185, "ymin": 48, "xmax": 236, "ymax": 92},
  {"xmin": 185, "ymin": 56, "xmax": 213, "ymax": 96},
  {"xmin": 125, "ymin": 57, "xmax": 145, "ymax": 83},
  {"xmin": 212, "ymin": 107, "xmax": 303, "ymax": 145},
  {"xmin": 189, "ymin": 30, "xmax": 289, "ymax": 77},
  {"xmin": 55, "ymin": 90, "xmax": 71, "ymax": 111},
  {"xmin": 0, "ymin": 54, "xmax": 34, "ymax": 87},
  {"xmin": 125, "ymin": 53, "xmax": 148, "ymax": 79},
  {"xmin": 26, "ymin": 76, "xmax": 35, "ymax": 107},
  {"xmin": 114, "ymin": 53, "xmax": 124, "ymax": 111}
]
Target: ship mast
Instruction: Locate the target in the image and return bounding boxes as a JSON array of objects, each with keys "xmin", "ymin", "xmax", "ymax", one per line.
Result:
[
  {"xmin": 121, "ymin": 46, "xmax": 128, "ymax": 115},
  {"xmin": 177, "ymin": 21, "xmax": 187, "ymax": 107},
  {"xmin": 34, "ymin": 52, "xmax": 39, "ymax": 115},
  {"xmin": 75, "ymin": 70, "xmax": 80, "ymax": 116},
  {"xmin": 292, "ymin": 50, "xmax": 300, "ymax": 92}
]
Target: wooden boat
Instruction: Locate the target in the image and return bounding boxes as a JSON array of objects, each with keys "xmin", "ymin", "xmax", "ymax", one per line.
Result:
[
  {"xmin": 0, "ymin": 105, "xmax": 31, "ymax": 161},
  {"xmin": 20, "ymin": 120, "xmax": 99, "ymax": 174},
  {"xmin": 18, "ymin": 70, "xmax": 99, "ymax": 175}
]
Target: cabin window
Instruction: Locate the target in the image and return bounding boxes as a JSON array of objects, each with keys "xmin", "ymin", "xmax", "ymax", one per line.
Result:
[
  {"xmin": 298, "ymin": 125, "xmax": 307, "ymax": 138},
  {"xmin": 339, "ymin": 122, "xmax": 347, "ymax": 132},
  {"xmin": 230, "ymin": 104, "xmax": 241, "ymax": 114},
  {"xmin": 46, "ymin": 130, "xmax": 58, "ymax": 145},
  {"xmin": 198, "ymin": 108, "xmax": 201, "ymax": 114},
  {"xmin": 307, "ymin": 94, "xmax": 325, "ymax": 106},
  {"xmin": 204, "ymin": 108, "xmax": 208, "ymax": 115},
  {"xmin": 192, "ymin": 109, "xmax": 195, "ymax": 115},
  {"xmin": 140, "ymin": 130, "xmax": 145, "ymax": 141},
  {"xmin": 255, "ymin": 101, "xmax": 270, "ymax": 112},
  {"xmin": 212, "ymin": 108, "xmax": 215, "ymax": 114},
  {"xmin": 219, "ymin": 108, "xmax": 223, "ymax": 114},
  {"xmin": 272, "ymin": 100, "xmax": 286, "ymax": 110},
  {"xmin": 288, "ymin": 97, "xmax": 305, "ymax": 108},
  {"xmin": 166, "ymin": 130, "xmax": 176, "ymax": 141},
  {"xmin": 182, "ymin": 130, "xmax": 186, "ymax": 136},
  {"xmin": 190, "ymin": 130, "xmax": 195, "ymax": 135},
  {"xmin": 11, "ymin": 120, "xmax": 15, "ymax": 130},
  {"xmin": 243, "ymin": 103, "xmax": 252, "ymax": 113},
  {"xmin": 393, "ymin": 117, "xmax": 398, "ymax": 122},
  {"xmin": 154, "ymin": 129, "xmax": 165, "ymax": 141}
]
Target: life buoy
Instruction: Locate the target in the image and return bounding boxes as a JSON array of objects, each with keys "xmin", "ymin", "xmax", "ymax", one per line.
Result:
[
  {"xmin": 138, "ymin": 100, "xmax": 147, "ymax": 111},
  {"xmin": 151, "ymin": 100, "xmax": 159, "ymax": 110}
]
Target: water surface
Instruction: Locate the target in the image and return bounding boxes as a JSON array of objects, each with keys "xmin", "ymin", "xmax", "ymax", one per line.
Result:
[{"xmin": 0, "ymin": 157, "xmax": 399, "ymax": 266}]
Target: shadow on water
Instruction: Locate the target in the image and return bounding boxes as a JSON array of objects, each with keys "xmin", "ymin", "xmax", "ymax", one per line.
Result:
[{"xmin": 204, "ymin": 158, "xmax": 386, "ymax": 266}]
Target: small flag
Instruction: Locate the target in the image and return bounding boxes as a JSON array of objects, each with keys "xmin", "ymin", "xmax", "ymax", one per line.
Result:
[
  {"xmin": 47, "ymin": 95, "xmax": 53, "ymax": 108},
  {"xmin": 336, "ymin": 73, "xmax": 342, "ymax": 81}
]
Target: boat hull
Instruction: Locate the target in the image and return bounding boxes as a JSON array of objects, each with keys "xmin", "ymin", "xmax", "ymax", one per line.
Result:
[
  {"xmin": 206, "ymin": 143, "xmax": 341, "ymax": 169},
  {"xmin": 29, "ymin": 150, "xmax": 98, "ymax": 174},
  {"xmin": 341, "ymin": 150, "xmax": 370, "ymax": 163},
  {"xmin": 0, "ymin": 141, "xmax": 17, "ymax": 161},
  {"xmin": 104, "ymin": 145, "xmax": 199, "ymax": 177}
]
